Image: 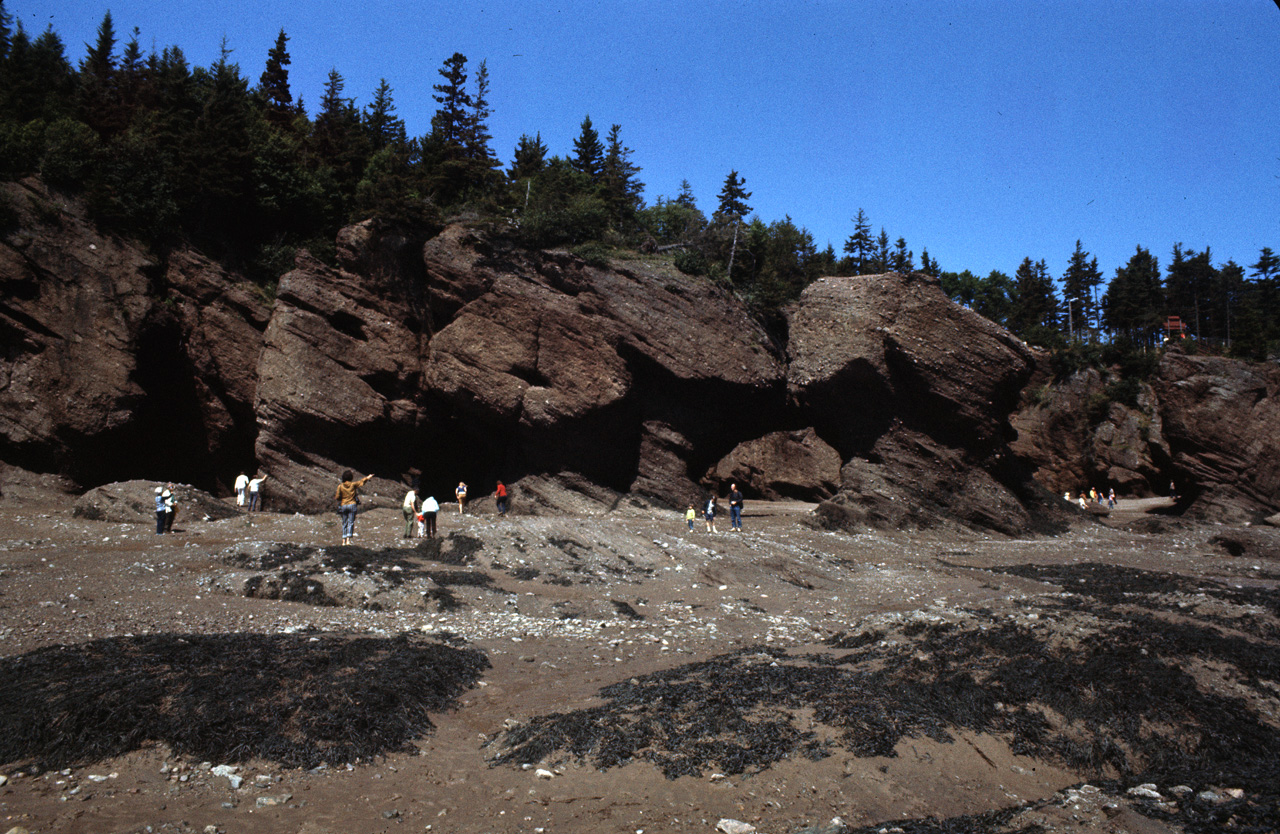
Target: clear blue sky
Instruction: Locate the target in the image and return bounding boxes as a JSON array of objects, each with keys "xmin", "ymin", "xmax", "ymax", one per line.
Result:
[{"xmin": 13, "ymin": 0, "xmax": 1280, "ymax": 283}]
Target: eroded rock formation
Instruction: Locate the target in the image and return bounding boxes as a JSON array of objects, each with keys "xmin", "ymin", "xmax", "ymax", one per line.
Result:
[{"xmin": 5, "ymin": 177, "xmax": 1279, "ymax": 530}]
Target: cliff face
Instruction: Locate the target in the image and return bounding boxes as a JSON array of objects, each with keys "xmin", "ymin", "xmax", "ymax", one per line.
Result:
[{"xmin": 5, "ymin": 177, "xmax": 1278, "ymax": 528}]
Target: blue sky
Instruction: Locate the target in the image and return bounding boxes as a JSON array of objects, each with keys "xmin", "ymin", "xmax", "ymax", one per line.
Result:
[{"xmin": 13, "ymin": 0, "xmax": 1280, "ymax": 283}]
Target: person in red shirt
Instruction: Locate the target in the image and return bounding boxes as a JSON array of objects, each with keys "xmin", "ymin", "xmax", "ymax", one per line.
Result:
[{"xmin": 495, "ymin": 481, "xmax": 509, "ymax": 516}]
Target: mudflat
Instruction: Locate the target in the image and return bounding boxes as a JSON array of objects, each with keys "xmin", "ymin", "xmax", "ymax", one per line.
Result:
[{"xmin": 1, "ymin": 492, "xmax": 1276, "ymax": 834}]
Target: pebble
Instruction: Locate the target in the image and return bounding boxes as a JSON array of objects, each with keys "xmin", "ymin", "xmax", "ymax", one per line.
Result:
[{"xmin": 717, "ymin": 820, "xmax": 756, "ymax": 834}]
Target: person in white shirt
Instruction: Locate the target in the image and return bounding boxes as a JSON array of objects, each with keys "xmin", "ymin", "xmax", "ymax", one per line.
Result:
[
  {"xmin": 248, "ymin": 474, "xmax": 267, "ymax": 511},
  {"xmin": 234, "ymin": 472, "xmax": 249, "ymax": 507},
  {"xmin": 420, "ymin": 495, "xmax": 440, "ymax": 537}
]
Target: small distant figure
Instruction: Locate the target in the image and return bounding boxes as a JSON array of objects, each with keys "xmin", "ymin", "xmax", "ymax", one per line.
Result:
[
  {"xmin": 728, "ymin": 483, "xmax": 744, "ymax": 531},
  {"xmin": 420, "ymin": 495, "xmax": 439, "ymax": 537},
  {"xmin": 335, "ymin": 469, "xmax": 374, "ymax": 545},
  {"xmin": 685, "ymin": 504, "xmax": 697, "ymax": 531},
  {"xmin": 1107, "ymin": 488, "xmax": 1116, "ymax": 509},
  {"xmin": 163, "ymin": 485, "xmax": 177, "ymax": 533},
  {"xmin": 234, "ymin": 472, "xmax": 249, "ymax": 507},
  {"xmin": 456, "ymin": 481, "xmax": 468, "ymax": 514},
  {"xmin": 1063, "ymin": 491, "xmax": 1071, "ymax": 502},
  {"xmin": 248, "ymin": 473, "xmax": 267, "ymax": 512},
  {"xmin": 1088, "ymin": 487, "xmax": 1098, "ymax": 505},
  {"xmin": 495, "ymin": 481, "xmax": 509, "ymax": 516},
  {"xmin": 1077, "ymin": 494, "xmax": 1088, "ymax": 510},
  {"xmin": 402, "ymin": 484, "xmax": 419, "ymax": 539},
  {"xmin": 704, "ymin": 495, "xmax": 719, "ymax": 534},
  {"xmin": 154, "ymin": 486, "xmax": 167, "ymax": 534}
]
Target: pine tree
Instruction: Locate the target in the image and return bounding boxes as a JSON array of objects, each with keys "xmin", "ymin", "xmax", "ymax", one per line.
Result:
[
  {"xmin": 600, "ymin": 123, "xmax": 643, "ymax": 226},
  {"xmin": 919, "ymin": 248, "xmax": 939, "ymax": 277},
  {"xmin": 258, "ymin": 29, "xmax": 294, "ymax": 128},
  {"xmin": 79, "ymin": 11, "xmax": 124, "ymax": 135},
  {"xmin": 890, "ymin": 236, "xmax": 914, "ymax": 273},
  {"xmin": 873, "ymin": 229, "xmax": 890, "ymax": 273},
  {"xmin": 364, "ymin": 78, "xmax": 405, "ymax": 151},
  {"xmin": 1061, "ymin": 240, "xmax": 1103, "ymax": 335},
  {"xmin": 571, "ymin": 115, "xmax": 603, "ymax": 181},
  {"xmin": 714, "ymin": 170, "xmax": 752, "ymax": 283},
  {"xmin": 843, "ymin": 209, "xmax": 873, "ymax": 274},
  {"xmin": 1010, "ymin": 257, "xmax": 1059, "ymax": 345},
  {"xmin": 1103, "ymin": 246, "xmax": 1163, "ymax": 347},
  {"xmin": 430, "ymin": 52, "xmax": 471, "ymax": 153},
  {"xmin": 509, "ymin": 132, "xmax": 548, "ymax": 182}
]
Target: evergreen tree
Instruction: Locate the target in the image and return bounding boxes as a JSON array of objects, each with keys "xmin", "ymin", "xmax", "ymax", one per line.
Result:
[
  {"xmin": 919, "ymin": 248, "xmax": 939, "ymax": 277},
  {"xmin": 1009, "ymin": 257, "xmax": 1059, "ymax": 345},
  {"xmin": 364, "ymin": 78, "xmax": 405, "ymax": 151},
  {"xmin": 257, "ymin": 29, "xmax": 294, "ymax": 128},
  {"xmin": 79, "ymin": 11, "xmax": 124, "ymax": 135},
  {"xmin": 890, "ymin": 236, "xmax": 914, "ymax": 273},
  {"xmin": 0, "ymin": 0, "xmax": 10, "ymax": 61},
  {"xmin": 600, "ymin": 122, "xmax": 643, "ymax": 227},
  {"xmin": 571, "ymin": 114, "xmax": 603, "ymax": 181},
  {"xmin": 674, "ymin": 179, "xmax": 697, "ymax": 209},
  {"xmin": 873, "ymin": 228, "xmax": 890, "ymax": 273},
  {"xmin": 1061, "ymin": 240, "xmax": 1103, "ymax": 334},
  {"xmin": 714, "ymin": 169, "xmax": 752, "ymax": 283},
  {"xmin": 1102, "ymin": 246, "xmax": 1163, "ymax": 347},
  {"xmin": 843, "ymin": 209, "xmax": 873, "ymax": 274},
  {"xmin": 430, "ymin": 52, "xmax": 470, "ymax": 150},
  {"xmin": 509, "ymin": 132, "xmax": 548, "ymax": 182},
  {"xmin": 461, "ymin": 59, "xmax": 500, "ymax": 190}
]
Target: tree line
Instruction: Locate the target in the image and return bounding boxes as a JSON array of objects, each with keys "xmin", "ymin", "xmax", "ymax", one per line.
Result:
[{"xmin": 1, "ymin": 4, "xmax": 1277, "ymax": 358}]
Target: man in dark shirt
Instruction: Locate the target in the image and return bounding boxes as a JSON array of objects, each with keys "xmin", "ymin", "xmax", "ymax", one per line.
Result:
[{"xmin": 728, "ymin": 483, "xmax": 744, "ymax": 531}]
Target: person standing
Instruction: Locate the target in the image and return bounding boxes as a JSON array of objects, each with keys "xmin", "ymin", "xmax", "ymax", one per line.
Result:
[
  {"xmin": 455, "ymin": 481, "xmax": 468, "ymax": 514},
  {"xmin": 248, "ymin": 473, "xmax": 267, "ymax": 512},
  {"xmin": 421, "ymin": 495, "xmax": 439, "ymax": 537},
  {"xmin": 704, "ymin": 494, "xmax": 719, "ymax": 534},
  {"xmin": 402, "ymin": 484, "xmax": 419, "ymax": 539},
  {"xmin": 335, "ymin": 470, "xmax": 373, "ymax": 545},
  {"xmin": 728, "ymin": 483, "xmax": 744, "ymax": 531},
  {"xmin": 154, "ymin": 486, "xmax": 167, "ymax": 534},
  {"xmin": 685, "ymin": 504, "xmax": 697, "ymax": 531},
  {"xmin": 495, "ymin": 481, "xmax": 508, "ymax": 516},
  {"xmin": 163, "ymin": 485, "xmax": 177, "ymax": 533},
  {"xmin": 234, "ymin": 472, "xmax": 249, "ymax": 507}
]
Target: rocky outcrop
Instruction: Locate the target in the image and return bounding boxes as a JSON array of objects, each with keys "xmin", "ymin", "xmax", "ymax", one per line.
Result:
[
  {"xmin": 1155, "ymin": 351, "xmax": 1280, "ymax": 522},
  {"xmin": 11, "ymin": 177, "xmax": 1280, "ymax": 532},
  {"xmin": 251, "ymin": 222, "xmax": 785, "ymax": 512},
  {"xmin": 787, "ymin": 273, "xmax": 1064, "ymax": 534},
  {"xmin": 0, "ymin": 179, "xmax": 271, "ymax": 489},
  {"xmin": 788, "ymin": 273, "xmax": 1035, "ymax": 457},
  {"xmin": 1010, "ymin": 366, "xmax": 1169, "ymax": 498}
]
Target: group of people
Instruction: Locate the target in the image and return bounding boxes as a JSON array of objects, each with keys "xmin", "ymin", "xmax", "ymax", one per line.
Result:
[
  {"xmin": 400, "ymin": 483, "xmax": 441, "ymax": 539},
  {"xmin": 233, "ymin": 471, "xmax": 268, "ymax": 511},
  {"xmin": 687, "ymin": 483, "xmax": 745, "ymax": 533},
  {"xmin": 332, "ymin": 473, "xmax": 511, "ymax": 545},
  {"xmin": 154, "ymin": 484, "xmax": 177, "ymax": 534},
  {"xmin": 1065, "ymin": 487, "xmax": 1116, "ymax": 510}
]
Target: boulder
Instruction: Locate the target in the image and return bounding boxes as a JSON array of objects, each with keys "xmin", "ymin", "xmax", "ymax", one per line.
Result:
[
  {"xmin": 704, "ymin": 427, "xmax": 841, "ymax": 501},
  {"xmin": 788, "ymin": 273, "xmax": 1063, "ymax": 534},
  {"xmin": 788, "ymin": 272, "xmax": 1034, "ymax": 457}
]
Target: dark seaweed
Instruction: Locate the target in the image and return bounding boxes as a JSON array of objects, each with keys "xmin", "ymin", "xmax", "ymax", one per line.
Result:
[{"xmin": 0, "ymin": 632, "xmax": 488, "ymax": 770}]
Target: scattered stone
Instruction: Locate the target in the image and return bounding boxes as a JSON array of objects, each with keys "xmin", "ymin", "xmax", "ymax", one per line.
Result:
[
  {"xmin": 1127, "ymin": 784, "xmax": 1162, "ymax": 799},
  {"xmin": 534, "ymin": 768, "xmax": 555, "ymax": 780},
  {"xmin": 256, "ymin": 793, "xmax": 292, "ymax": 807},
  {"xmin": 716, "ymin": 820, "xmax": 755, "ymax": 834}
]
